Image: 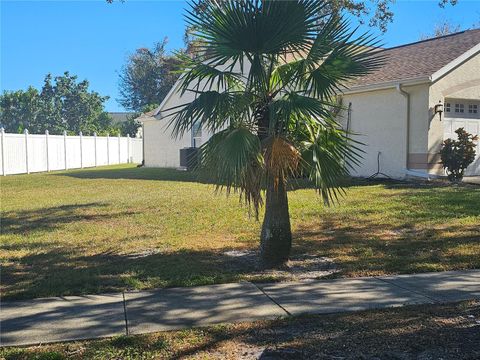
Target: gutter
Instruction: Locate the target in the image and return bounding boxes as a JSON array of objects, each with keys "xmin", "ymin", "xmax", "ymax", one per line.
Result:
[
  {"xmin": 136, "ymin": 116, "xmax": 157, "ymax": 123},
  {"xmin": 395, "ymin": 84, "xmax": 410, "ymax": 171},
  {"xmin": 343, "ymin": 76, "xmax": 431, "ymax": 95}
]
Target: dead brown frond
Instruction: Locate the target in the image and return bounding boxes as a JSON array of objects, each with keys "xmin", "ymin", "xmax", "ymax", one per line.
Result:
[{"xmin": 263, "ymin": 136, "xmax": 301, "ymax": 190}]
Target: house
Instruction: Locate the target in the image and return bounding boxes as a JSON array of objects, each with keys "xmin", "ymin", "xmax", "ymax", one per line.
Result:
[
  {"xmin": 137, "ymin": 29, "xmax": 480, "ymax": 178},
  {"xmin": 108, "ymin": 112, "xmax": 136, "ymax": 124}
]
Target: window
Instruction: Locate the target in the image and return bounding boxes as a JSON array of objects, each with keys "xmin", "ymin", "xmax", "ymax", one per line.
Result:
[
  {"xmin": 455, "ymin": 103, "xmax": 464, "ymax": 113},
  {"xmin": 192, "ymin": 121, "xmax": 202, "ymax": 148},
  {"xmin": 445, "ymin": 103, "xmax": 451, "ymax": 112},
  {"xmin": 192, "ymin": 122, "xmax": 202, "ymax": 137},
  {"xmin": 468, "ymin": 104, "xmax": 478, "ymax": 114}
]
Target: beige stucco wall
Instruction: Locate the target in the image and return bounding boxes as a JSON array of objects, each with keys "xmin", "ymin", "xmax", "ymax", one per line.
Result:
[
  {"xmin": 428, "ymin": 53, "xmax": 480, "ymax": 175},
  {"xmin": 143, "ymin": 118, "xmax": 192, "ymax": 168},
  {"xmin": 342, "ymin": 84, "xmax": 430, "ymax": 179},
  {"xmin": 342, "ymin": 89, "xmax": 407, "ymax": 178},
  {"xmin": 341, "ymin": 53, "xmax": 480, "ymax": 179}
]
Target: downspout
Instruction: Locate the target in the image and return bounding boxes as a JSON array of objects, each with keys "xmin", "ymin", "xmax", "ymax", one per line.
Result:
[
  {"xmin": 346, "ymin": 102, "xmax": 352, "ymax": 133},
  {"xmin": 396, "ymin": 84, "xmax": 410, "ymax": 171},
  {"xmin": 142, "ymin": 123, "xmax": 145, "ymax": 167}
]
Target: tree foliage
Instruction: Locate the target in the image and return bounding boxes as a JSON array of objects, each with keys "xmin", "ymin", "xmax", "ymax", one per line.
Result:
[
  {"xmin": 0, "ymin": 72, "xmax": 113, "ymax": 135},
  {"xmin": 420, "ymin": 20, "xmax": 461, "ymax": 40},
  {"xmin": 440, "ymin": 127, "xmax": 478, "ymax": 182},
  {"xmin": 118, "ymin": 39, "xmax": 181, "ymax": 112},
  {"xmin": 171, "ymin": 0, "xmax": 382, "ymax": 265},
  {"xmin": 183, "ymin": 0, "xmax": 460, "ymax": 51}
]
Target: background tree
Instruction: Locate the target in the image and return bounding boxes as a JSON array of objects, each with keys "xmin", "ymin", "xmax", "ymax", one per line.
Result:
[
  {"xmin": 119, "ymin": 103, "xmax": 159, "ymax": 137},
  {"xmin": 420, "ymin": 20, "xmax": 461, "ymax": 40},
  {"xmin": 118, "ymin": 39, "xmax": 181, "ymax": 112},
  {"xmin": 0, "ymin": 87, "xmax": 40, "ymax": 132},
  {"xmin": 0, "ymin": 72, "xmax": 111, "ymax": 135},
  {"xmin": 172, "ymin": 0, "xmax": 382, "ymax": 267}
]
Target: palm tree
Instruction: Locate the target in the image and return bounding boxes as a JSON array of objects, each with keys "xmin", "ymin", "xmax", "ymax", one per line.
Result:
[{"xmin": 170, "ymin": 0, "xmax": 382, "ymax": 267}]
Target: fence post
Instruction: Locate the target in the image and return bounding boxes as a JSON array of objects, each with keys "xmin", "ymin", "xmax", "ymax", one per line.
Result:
[
  {"xmin": 127, "ymin": 134, "xmax": 130, "ymax": 164},
  {"xmin": 107, "ymin": 133, "xmax": 110, "ymax": 165},
  {"xmin": 45, "ymin": 130, "xmax": 50, "ymax": 172},
  {"xmin": 118, "ymin": 133, "xmax": 121, "ymax": 164},
  {"xmin": 24, "ymin": 129, "xmax": 30, "ymax": 174},
  {"xmin": 79, "ymin": 131, "xmax": 83, "ymax": 168},
  {"xmin": 94, "ymin": 132, "xmax": 97, "ymax": 167},
  {"xmin": 1, "ymin": 127, "xmax": 5, "ymax": 176},
  {"xmin": 64, "ymin": 130, "xmax": 68, "ymax": 170}
]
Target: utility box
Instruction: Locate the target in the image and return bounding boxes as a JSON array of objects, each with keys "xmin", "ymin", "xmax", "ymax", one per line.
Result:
[{"xmin": 179, "ymin": 147, "xmax": 198, "ymax": 170}]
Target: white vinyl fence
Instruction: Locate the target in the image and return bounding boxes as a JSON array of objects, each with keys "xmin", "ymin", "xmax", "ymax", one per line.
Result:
[{"xmin": 0, "ymin": 128, "xmax": 143, "ymax": 175}]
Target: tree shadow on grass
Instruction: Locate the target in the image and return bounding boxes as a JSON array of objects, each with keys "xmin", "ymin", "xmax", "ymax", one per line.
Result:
[
  {"xmin": 2, "ymin": 214, "xmax": 479, "ymax": 301},
  {"xmin": 56, "ymin": 166, "xmax": 217, "ymax": 184},
  {"xmin": 1, "ymin": 203, "xmax": 136, "ymax": 235},
  {"xmin": 293, "ymin": 213, "xmax": 480, "ymax": 277},
  {"xmin": 59, "ymin": 167, "xmax": 382, "ymax": 189},
  {"xmin": 0, "ymin": 245, "xmax": 259, "ymax": 300},
  {"xmin": 167, "ymin": 302, "xmax": 480, "ymax": 359}
]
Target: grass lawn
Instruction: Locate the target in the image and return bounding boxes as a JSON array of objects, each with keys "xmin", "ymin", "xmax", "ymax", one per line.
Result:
[
  {"xmin": 1, "ymin": 164, "xmax": 479, "ymax": 300},
  {"xmin": 1, "ymin": 301, "xmax": 479, "ymax": 359}
]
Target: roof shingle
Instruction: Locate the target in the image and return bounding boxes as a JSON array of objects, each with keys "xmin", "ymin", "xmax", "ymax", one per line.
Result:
[{"xmin": 350, "ymin": 28, "xmax": 480, "ymax": 88}]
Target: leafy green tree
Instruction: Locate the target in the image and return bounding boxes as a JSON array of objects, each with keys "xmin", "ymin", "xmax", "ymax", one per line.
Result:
[
  {"xmin": 0, "ymin": 87, "xmax": 40, "ymax": 132},
  {"xmin": 118, "ymin": 40, "xmax": 181, "ymax": 112},
  {"xmin": 95, "ymin": 112, "xmax": 120, "ymax": 136},
  {"xmin": 119, "ymin": 103, "xmax": 158, "ymax": 137},
  {"xmin": 171, "ymin": 0, "xmax": 381, "ymax": 266},
  {"xmin": 0, "ymin": 72, "xmax": 110, "ymax": 135},
  {"xmin": 120, "ymin": 116, "xmax": 141, "ymax": 137}
]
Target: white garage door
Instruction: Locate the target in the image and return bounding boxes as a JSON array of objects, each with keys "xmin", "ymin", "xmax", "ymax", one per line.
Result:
[{"xmin": 444, "ymin": 100, "xmax": 480, "ymax": 176}]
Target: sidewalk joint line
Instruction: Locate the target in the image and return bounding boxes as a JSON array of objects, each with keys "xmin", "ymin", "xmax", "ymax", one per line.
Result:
[
  {"xmin": 122, "ymin": 291, "xmax": 129, "ymax": 336},
  {"xmin": 374, "ymin": 277, "xmax": 439, "ymax": 303},
  {"xmin": 250, "ymin": 282, "xmax": 291, "ymax": 317}
]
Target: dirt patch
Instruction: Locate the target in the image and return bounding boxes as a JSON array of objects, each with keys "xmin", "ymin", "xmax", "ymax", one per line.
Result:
[{"xmin": 223, "ymin": 250, "xmax": 339, "ymax": 280}]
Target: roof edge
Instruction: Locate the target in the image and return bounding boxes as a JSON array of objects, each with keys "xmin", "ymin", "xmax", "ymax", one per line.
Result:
[
  {"xmin": 381, "ymin": 28, "xmax": 479, "ymax": 52},
  {"xmin": 136, "ymin": 115, "xmax": 157, "ymax": 123},
  {"xmin": 341, "ymin": 76, "xmax": 431, "ymax": 95}
]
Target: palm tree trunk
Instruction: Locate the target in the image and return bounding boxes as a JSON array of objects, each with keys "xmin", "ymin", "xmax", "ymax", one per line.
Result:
[{"xmin": 260, "ymin": 175, "xmax": 292, "ymax": 267}]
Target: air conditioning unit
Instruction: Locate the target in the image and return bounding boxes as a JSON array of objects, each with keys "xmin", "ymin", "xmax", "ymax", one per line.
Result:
[{"xmin": 179, "ymin": 147, "xmax": 198, "ymax": 170}]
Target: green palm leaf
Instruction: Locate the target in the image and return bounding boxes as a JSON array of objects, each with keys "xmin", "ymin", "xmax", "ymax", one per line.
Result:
[{"xmin": 197, "ymin": 126, "xmax": 264, "ymax": 215}]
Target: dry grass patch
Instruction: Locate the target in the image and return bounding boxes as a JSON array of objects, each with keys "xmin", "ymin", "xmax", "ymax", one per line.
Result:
[{"xmin": 2, "ymin": 301, "xmax": 479, "ymax": 359}]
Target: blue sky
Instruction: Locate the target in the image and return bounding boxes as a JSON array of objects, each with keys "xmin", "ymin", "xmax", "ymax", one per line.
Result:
[{"xmin": 1, "ymin": 0, "xmax": 479, "ymax": 112}]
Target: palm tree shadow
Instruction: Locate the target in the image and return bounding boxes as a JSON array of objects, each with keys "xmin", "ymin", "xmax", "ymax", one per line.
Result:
[
  {"xmin": 56, "ymin": 167, "xmax": 217, "ymax": 184},
  {"xmin": 1, "ymin": 203, "xmax": 135, "ymax": 235}
]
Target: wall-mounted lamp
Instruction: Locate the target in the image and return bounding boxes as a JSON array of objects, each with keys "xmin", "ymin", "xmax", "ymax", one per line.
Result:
[{"xmin": 434, "ymin": 100, "xmax": 444, "ymax": 120}]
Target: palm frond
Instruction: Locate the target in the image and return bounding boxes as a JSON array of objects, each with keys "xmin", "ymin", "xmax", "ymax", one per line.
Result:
[
  {"xmin": 197, "ymin": 126, "xmax": 264, "ymax": 216},
  {"xmin": 268, "ymin": 92, "xmax": 338, "ymax": 134},
  {"xmin": 304, "ymin": 18, "xmax": 384, "ymax": 99},
  {"xmin": 175, "ymin": 52, "xmax": 245, "ymax": 94},
  {"xmin": 301, "ymin": 122, "xmax": 364, "ymax": 205},
  {"xmin": 185, "ymin": 0, "xmax": 323, "ymax": 67},
  {"xmin": 168, "ymin": 90, "xmax": 254, "ymax": 137}
]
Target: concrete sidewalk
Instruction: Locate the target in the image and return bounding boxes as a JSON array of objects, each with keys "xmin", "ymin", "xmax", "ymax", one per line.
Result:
[{"xmin": 1, "ymin": 270, "xmax": 479, "ymax": 347}]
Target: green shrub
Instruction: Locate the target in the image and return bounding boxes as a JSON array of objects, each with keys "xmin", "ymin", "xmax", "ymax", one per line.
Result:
[{"xmin": 440, "ymin": 127, "xmax": 478, "ymax": 182}]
